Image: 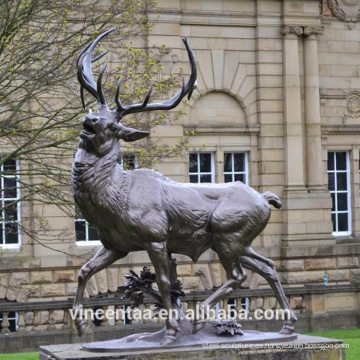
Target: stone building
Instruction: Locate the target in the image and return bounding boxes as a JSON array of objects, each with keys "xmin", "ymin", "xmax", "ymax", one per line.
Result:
[{"xmin": 1, "ymin": 0, "xmax": 360, "ymax": 345}]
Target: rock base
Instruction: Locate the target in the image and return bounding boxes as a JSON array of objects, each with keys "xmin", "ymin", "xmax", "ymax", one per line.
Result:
[{"xmin": 40, "ymin": 334, "xmax": 345, "ymax": 360}]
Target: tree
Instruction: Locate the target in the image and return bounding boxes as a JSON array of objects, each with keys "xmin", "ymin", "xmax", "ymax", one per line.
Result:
[{"xmin": 0, "ymin": 0, "xmax": 189, "ymax": 254}]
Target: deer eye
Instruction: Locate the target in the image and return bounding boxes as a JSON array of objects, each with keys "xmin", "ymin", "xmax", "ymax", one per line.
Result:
[{"xmin": 110, "ymin": 124, "xmax": 118, "ymax": 132}]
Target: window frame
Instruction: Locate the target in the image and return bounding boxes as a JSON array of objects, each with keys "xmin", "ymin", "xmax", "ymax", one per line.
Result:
[
  {"xmin": 189, "ymin": 152, "xmax": 215, "ymax": 183},
  {"xmin": 223, "ymin": 152, "xmax": 249, "ymax": 185},
  {"xmin": 75, "ymin": 206, "xmax": 101, "ymax": 246},
  {"xmin": 327, "ymin": 151, "xmax": 352, "ymax": 236},
  {"xmin": 0, "ymin": 159, "xmax": 21, "ymax": 248},
  {"xmin": 75, "ymin": 217, "xmax": 101, "ymax": 246}
]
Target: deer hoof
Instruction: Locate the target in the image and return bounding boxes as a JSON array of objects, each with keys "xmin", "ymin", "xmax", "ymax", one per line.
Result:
[
  {"xmin": 75, "ymin": 318, "xmax": 87, "ymax": 337},
  {"xmin": 279, "ymin": 324, "xmax": 295, "ymax": 334},
  {"xmin": 161, "ymin": 335, "xmax": 176, "ymax": 346}
]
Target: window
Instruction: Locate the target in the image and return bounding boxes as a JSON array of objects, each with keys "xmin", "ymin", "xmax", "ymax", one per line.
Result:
[
  {"xmin": 0, "ymin": 312, "xmax": 17, "ymax": 332},
  {"xmin": 75, "ymin": 206, "xmax": 99, "ymax": 243},
  {"xmin": 224, "ymin": 152, "xmax": 248, "ymax": 185},
  {"xmin": 327, "ymin": 151, "xmax": 351, "ymax": 235},
  {"xmin": 119, "ymin": 154, "xmax": 137, "ymax": 170},
  {"xmin": 189, "ymin": 153, "xmax": 214, "ymax": 183},
  {"xmin": 0, "ymin": 159, "xmax": 20, "ymax": 247}
]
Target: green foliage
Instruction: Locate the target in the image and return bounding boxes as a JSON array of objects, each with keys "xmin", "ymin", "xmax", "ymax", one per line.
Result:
[
  {"xmin": 0, "ymin": 352, "xmax": 38, "ymax": 360},
  {"xmin": 305, "ymin": 328, "xmax": 360, "ymax": 360}
]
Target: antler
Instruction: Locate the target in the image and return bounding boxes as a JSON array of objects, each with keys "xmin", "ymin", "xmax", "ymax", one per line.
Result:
[
  {"xmin": 115, "ymin": 37, "xmax": 197, "ymax": 117},
  {"xmin": 77, "ymin": 27, "xmax": 116, "ymax": 110},
  {"xmin": 77, "ymin": 28, "xmax": 197, "ymax": 115}
]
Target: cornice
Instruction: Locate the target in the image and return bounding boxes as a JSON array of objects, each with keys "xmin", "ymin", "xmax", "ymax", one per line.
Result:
[
  {"xmin": 321, "ymin": 124, "xmax": 360, "ymax": 134},
  {"xmin": 183, "ymin": 125, "xmax": 260, "ymax": 135}
]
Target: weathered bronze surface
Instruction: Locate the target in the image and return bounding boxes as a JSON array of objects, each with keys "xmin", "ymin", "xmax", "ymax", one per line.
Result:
[{"xmin": 72, "ymin": 28, "xmax": 297, "ymax": 346}]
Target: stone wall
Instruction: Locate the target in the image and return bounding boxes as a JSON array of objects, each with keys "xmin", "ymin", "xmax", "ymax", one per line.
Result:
[{"xmin": 1, "ymin": 249, "xmax": 360, "ymax": 303}]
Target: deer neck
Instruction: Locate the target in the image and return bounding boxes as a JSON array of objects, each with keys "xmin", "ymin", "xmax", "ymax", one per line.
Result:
[{"xmin": 72, "ymin": 140, "xmax": 120, "ymax": 194}]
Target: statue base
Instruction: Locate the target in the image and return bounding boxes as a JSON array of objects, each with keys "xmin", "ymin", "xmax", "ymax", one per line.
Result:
[{"xmin": 40, "ymin": 333, "xmax": 345, "ymax": 360}]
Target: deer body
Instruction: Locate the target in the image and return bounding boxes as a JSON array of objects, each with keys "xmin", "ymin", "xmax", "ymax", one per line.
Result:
[
  {"xmin": 72, "ymin": 140, "xmax": 274, "ymax": 261},
  {"xmin": 72, "ymin": 28, "xmax": 297, "ymax": 345}
]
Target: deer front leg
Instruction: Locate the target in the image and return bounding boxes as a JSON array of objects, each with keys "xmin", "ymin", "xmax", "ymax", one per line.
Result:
[
  {"xmin": 241, "ymin": 256, "xmax": 297, "ymax": 334},
  {"xmin": 73, "ymin": 246, "xmax": 127, "ymax": 336},
  {"xmin": 148, "ymin": 243, "xmax": 179, "ymax": 345}
]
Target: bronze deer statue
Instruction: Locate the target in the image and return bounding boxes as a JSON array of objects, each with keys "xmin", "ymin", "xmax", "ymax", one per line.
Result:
[{"xmin": 72, "ymin": 28, "xmax": 297, "ymax": 345}]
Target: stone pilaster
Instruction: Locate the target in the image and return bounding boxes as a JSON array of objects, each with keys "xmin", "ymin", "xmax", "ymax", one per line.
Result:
[
  {"xmin": 281, "ymin": 25, "xmax": 334, "ymax": 246},
  {"xmin": 281, "ymin": 26, "xmax": 306, "ymax": 191},
  {"xmin": 304, "ymin": 26, "xmax": 325, "ymax": 191}
]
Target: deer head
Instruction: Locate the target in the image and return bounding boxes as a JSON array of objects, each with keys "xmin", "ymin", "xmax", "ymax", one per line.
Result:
[{"xmin": 77, "ymin": 27, "xmax": 197, "ymax": 156}]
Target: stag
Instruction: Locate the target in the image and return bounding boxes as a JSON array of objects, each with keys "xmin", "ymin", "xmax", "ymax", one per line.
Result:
[{"xmin": 72, "ymin": 28, "xmax": 297, "ymax": 345}]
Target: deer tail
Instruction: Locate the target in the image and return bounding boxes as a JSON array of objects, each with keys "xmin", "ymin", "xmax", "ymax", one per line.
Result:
[{"xmin": 262, "ymin": 191, "xmax": 282, "ymax": 209}]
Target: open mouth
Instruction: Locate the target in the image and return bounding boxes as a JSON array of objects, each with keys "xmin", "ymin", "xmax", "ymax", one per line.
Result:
[{"xmin": 81, "ymin": 123, "xmax": 97, "ymax": 138}]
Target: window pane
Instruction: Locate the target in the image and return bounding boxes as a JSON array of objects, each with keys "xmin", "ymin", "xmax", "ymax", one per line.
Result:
[
  {"xmin": 0, "ymin": 224, "xmax": 2, "ymax": 244},
  {"xmin": 327, "ymin": 152, "xmax": 334, "ymax": 171},
  {"xmin": 224, "ymin": 174, "xmax": 232, "ymax": 183},
  {"xmin": 4, "ymin": 202, "xmax": 17, "ymax": 221},
  {"xmin": 234, "ymin": 174, "xmax": 245, "ymax": 183},
  {"xmin": 337, "ymin": 213, "xmax": 348, "ymax": 232},
  {"xmin": 122, "ymin": 155, "xmax": 136, "ymax": 170},
  {"xmin": 189, "ymin": 175, "xmax": 198, "ymax": 183},
  {"xmin": 75, "ymin": 221, "xmax": 86, "ymax": 241},
  {"xmin": 234, "ymin": 153, "xmax": 245, "ymax": 172},
  {"xmin": 3, "ymin": 160, "xmax": 16, "ymax": 175},
  {"xmin": 337, "ymin": 193, "xmax": 348, "ymax": 211},
  {"xmin": 88, "ymin": 225, "xmax": 99, "ymax": 241},
  {"xmin": 9, "ymin": 318, "xmax": 16, "ymax": 332},
  {"xmin": 337, "ymin": 173, "xmax": 347, "ymax": 191},
  {"xmin": 328, "ymin": 173, "xmax": 335, "ymax": 191},
  {"xmin": 224, "ymin": 153, "xmax": 232, "ymax": 172},
  {"xmin": 4, "ymin": 223, "xmax": 18, "ymax": 244},
  {"xmin": 199, "ymin": 154, "xmax": 211, "ymax": 173},
  {"xmin": 331, "ymin": 213, "xmax": 336, "ymax": 232},
  {"xmin": 189, "ymin": 154, "xmax": 198, "ymax": 173},
  {"xmin": 3, "ymin": 178, "xmax": 17, "ymax": 198},
  {"xmin": 336, "ymin": 152, "xmax": 347, "ymax": 170},
  {"xmin": 200, "ymin": 174, "xmax": 211, "ymax": 183}
]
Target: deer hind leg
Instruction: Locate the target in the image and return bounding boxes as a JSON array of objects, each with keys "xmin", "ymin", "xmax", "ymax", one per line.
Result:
[
  {"xmin": 73, "ymin": 246, "xmax": 127, "ymax": 337},
  {"xmin": 192, "ymin": 252, "xmax": 247, "ymax": 334},
  {"xmin": 242, "ymin": 246, "xmax": 275, "ymax": 269},
  {"xmin": 147, "ymin": 244, "xmax": 180, "ymax": 345},
  {"xmin": 241, "ymin": 256, "xmax": 297, "ymax": 334},
  {"xmin": 168, "ymin": 254, "xmax": 178, "ymax": 284}
]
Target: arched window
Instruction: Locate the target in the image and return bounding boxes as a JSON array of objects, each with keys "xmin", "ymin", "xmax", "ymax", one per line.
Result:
[{"xmin": 186, "ymin": 92, "xmax": 252, "ymax": 185}]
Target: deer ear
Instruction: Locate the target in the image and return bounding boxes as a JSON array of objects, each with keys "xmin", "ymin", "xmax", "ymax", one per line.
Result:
[{"xmin": 116, "ymin": 124, "xmax": 150, "ymax": 142}]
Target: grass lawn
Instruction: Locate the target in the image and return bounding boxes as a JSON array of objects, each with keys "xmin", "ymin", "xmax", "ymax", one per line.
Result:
[
  {"xmin": 0, "ymin": 353, "xmax": 38, "ymax": 360},
  {"xmin": 305, "ymin": 328, "xmax": 360, "ymax": 360}
]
